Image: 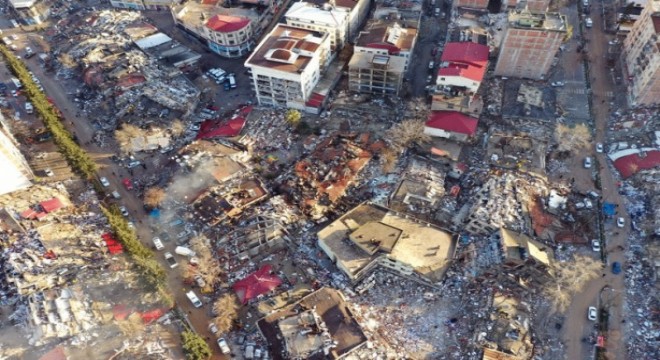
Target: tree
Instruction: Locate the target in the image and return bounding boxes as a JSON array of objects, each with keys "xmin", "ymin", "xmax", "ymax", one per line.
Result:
[
  {"xmin": 115, "ymin": 124, "xmax": 145, "ymax": 155},
  {"xmin": 554, "ymin": 123, "xmax": 592, "ymax": 153},
  {"xmin": 116, "ymin": 313, "xmax": 145, "ymax": 337},
  {"xmin": 285, "ymin": 109, "xmax": 301, "ymax": 127},
  {"xmin": 143, "ymin": 187, "xmax": 166, "ymax": 208},
  {"xmin": 170, "ymin": 119, "xmax": 186, "ymax": 138},
  {"xmin": 544, "ymin": 254, "xmax": 602, "ymax": 313},
  {"xmin": 387, "ymin": 119, "xmax": 430, "ymax": 152},
  {"xmin": 189, "ymin": 236, "xmax": 223, "ymax": 288},
  {"xmin": 212, "ymin": 293, "xmax": 240, "ymax": 334},
  {"xmin": 181, "ymin": 330, "xmax": 212, "ymax": 360}
]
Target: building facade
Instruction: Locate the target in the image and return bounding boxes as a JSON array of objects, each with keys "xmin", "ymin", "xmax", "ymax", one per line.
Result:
[
  {"xmin": 348, "ymin": 53, "xmax": 405, "ymax": 95},
  {"xmin": 494, "ymin": 10, "xmax": 567, "ymax": 80},
  {"xmin": 622, "ymin": 0, "xmax": 660, "ymax": 107},
  {"xmin": 354, "ymin": 21, "xmax": 418, "ymax": 72},
  {"xmin": 8, "ymin": 0, "xmax": 50, "ymax": 24},
  {"xmin": 0, "ymin": 118, "xmax": 33, "ymax": 196},
  {"xmin": 172, "ymin": 3, "xmax": 261, "ymax": 58},
  {"xmin": 285, "ymin": 2, "xmax": 349, "ymax": 52},
  {"xmin": 245, "ymin": 24, "xmax": 331, "ymax": 110}
]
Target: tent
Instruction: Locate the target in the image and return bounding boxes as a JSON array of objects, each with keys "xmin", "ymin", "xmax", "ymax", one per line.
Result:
[{"xmin": 232, "ymin": 265, "xmax": 282, "ymax": 304}]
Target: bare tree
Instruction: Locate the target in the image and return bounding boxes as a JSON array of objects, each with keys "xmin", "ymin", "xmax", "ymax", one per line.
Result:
[
  {"xmin": 554, "ymin": 123, "xmax": 592, "ymax": 153},
  {"xmin": 212, "ymin": 293, "xmax": 240, "ymax": 334},
  {"xmin": 170, "ymin": 119, "xmax": 186, "ymax": 138},
  {"xmin": 115, "ymin": 124, "xmax": 145, "ymax": 155},
  {"xmin": 387, "ymin": 119, "xmax": 430, "ymax": 152},
  {"xmin": 143, "ymin": 187, "xmax": 166, "ymax": 208},
  {"xmin": 189, "ymin": 236, "xmax": 222, "ymax": 289},
  {"xmin": 544, "ymin": 254, "xmax": 602, "ymax": 313},
  {"xmin": 116, "ymin": 313, "xmax": 145, "ymax": 337},
  {"xmin": 380, "ymin": 148, "xmax": 399, "ymax": 173}
]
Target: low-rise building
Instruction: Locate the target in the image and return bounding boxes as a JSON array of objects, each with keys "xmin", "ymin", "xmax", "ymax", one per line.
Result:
[
  {"xmin": 172, "ymin": 2, "xmax": 264, "ymax": 58},
  {"xmin": 317, "ymin": 203, "xmax": 457, "ymax": 285},
  {"xmin": 424, "ymin": 111, "xmax": 479, "ymax": 142},
  {"xmin": 354, "ymin": 20, "xmax": 418, "ymax": 72},
  {"xmin": 348, "ymin": 53, "xmax": 406, "ymax": 95},
  {"xmin": 285, "ymin": 2, "xmax": 349, "ymax": 52},
  {"xmin": 245, "ymin": 24, "xmax": 331, "ymax": 110},
  {"xmin": 8, "ymin": 0, "xmax": 51, "ymax": 24},
  {"xmin": 433, "ymin": 42, "xmax": 488, "ymax": 116},
  {"xmin": 257, "ymin": 288, "xmax": 367, "ymax": 359}
]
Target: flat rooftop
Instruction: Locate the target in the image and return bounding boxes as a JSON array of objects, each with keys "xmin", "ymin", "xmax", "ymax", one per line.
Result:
[
  {"xmin": 508, "ymin": 10, "xmax": 568, "ymax": 32},
  {"xmin": 173, "ymin": 2, "xmax": 259, "ymax": 29},
  {"xmin": 349, "ymin": 52, "xmax": 406, "ymax": 72},
  {"xmin": 246, "ymin": 24, "xmax": 328, "ymax": 74},
  {"xmin": 318, "ymin": 203, "xmax": 456, "ymax": 282},
  {"xmin": 258, "ymin": 288, "xmax": 367, "ymax": 360},
  {"xmin": 355, "ymin": 20, "xmax": 418, "ymax": 53}
]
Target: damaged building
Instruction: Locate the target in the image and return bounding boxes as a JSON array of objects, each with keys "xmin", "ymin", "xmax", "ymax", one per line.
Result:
[
  {"xmin": 387, "ymin": 157, "xmax": 446, "ymax": 221},
  {"xmin": 257, "ymin": 287, "xmax": 367, "ymax": 360},
  {"xmin": 217, "ymin": 215, "xmax": 291, "ymax": 261},
  {"xmin": 192, "ymin": 177, "xmax": 268, "ymax": 226},
  {"xmin": 486, "ymin": 130, "xmax": 547, "ymax": 176},
  {"xmin": 317, "ymin": 203, "xmax": 457, "ymax": 286},
  {"xmin": 479, "ymin": 292, "xmax": 534, "ymax": 360}
]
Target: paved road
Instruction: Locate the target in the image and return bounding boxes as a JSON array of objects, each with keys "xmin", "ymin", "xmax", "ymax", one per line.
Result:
[
  {"xmin": 562, "ymin": 2, "xmax": 628, "ymax": 360},
  {"xmin": 6, "ymin": 20, "xmax": 228, "ymax": 360}
]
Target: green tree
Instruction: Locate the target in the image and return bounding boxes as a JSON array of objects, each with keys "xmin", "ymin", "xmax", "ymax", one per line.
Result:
[
  {"xmin": 285, "ymin": 109, "xmax": 301, "ymax": 127},
  {"xmin": 181, "ymin": 330, "xmax": 212, "ymax": 360}
]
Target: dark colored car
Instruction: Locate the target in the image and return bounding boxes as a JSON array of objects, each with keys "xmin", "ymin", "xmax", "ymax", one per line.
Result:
[
  {"xmin": 159, "ymin": 232, "xmax": 171, "ymax": 243},
  {"xmin": 611, "ymin": 262, "xmax": 622, "ymax": 274}
]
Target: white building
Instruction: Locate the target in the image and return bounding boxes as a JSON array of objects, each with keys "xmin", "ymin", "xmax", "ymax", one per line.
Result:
[
  {"xmin": 109, "ymin": 0, "xmax": 145, "ymax": 10},
  {"xmin": 298, "ymin": 0, "xmax": 371, "ymax": 40},
  {"xmin": 285, "ymin": 2, "xmax": 349, "ymax": 51},
  {"xmin": 245, "ymin": 24, "xmax": 331, "ymax": 110},
  {"xmin": 8, "ymin": 0, "xmax": 50, "ymax": 24},
  {"xmin": 354, "ymin": 20, "xmax": 418, "ymax": 72},
  {"xmin": 0, "ymin": 119, "xmax": 32, "ymax": 196}
]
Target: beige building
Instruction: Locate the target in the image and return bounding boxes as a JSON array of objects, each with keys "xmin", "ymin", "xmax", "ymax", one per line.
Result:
[
  {"xmin": 623, "ymin": 0, "xmax": 660, "ymax": 107},
  {"xmin": 0, "ymin": 118, "xmax": 33, "ymax": 196},
  {"xmin": 302, "ymin": 0, "xmax": 371, "ymax": 40},
  {"xmin": 354, "ymin": 20, "xmax": 418, "ymax": 72},
  {"xmin": 245, "ymin": 24, "xmax": 331, "ymax": 110},
  {"xmin": 348, "ymin": 53, "xmax": 406, "ymax": 95},
  {"xmin": 494, "ymin": 10, "xmax": 568, "ymax": 80},
  {"xmin": 8, "ymin": 0, "xmax": 51, "ymax": 24},
  {"xmin": 285, "ymin": 2, "xmax": 349, "ymax": 51},
  {"xmin": 317, "ymin": 203, "xmax": 457, "ymax": 285}
]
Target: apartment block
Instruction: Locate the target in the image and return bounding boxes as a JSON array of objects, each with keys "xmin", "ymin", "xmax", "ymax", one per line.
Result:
[
  {"xmin": 172, "ymin": 2, "xmax": 263, "ymax": 58},
  {"xmin": 8, "ymin": 0, "xmax": 51, "ymax": 24},
  {"xmin": 622, "ymin": 0, "xmax": 660, "ymax": 107},
  {"xmin": 245, "ymin": 24, "xmax": 331, "ymax": 110},
  {"xmin": 354, "ymin": 20, "xmax": 418, "ymax": 72},
  {"xmin": 285, "ymin": 2, "xmax": 349, "ymax": 51},
  {"xmin": 0, "ymin": 119, "xmax": 33, "ymax": 196},
  {"xmin": 494, "ymin": 10, "xmax": 568, "ymax": 80},
  {"xmin": 348, "ymin": 53, "xmax": 406, "ymax": 95},
  {"xmin": 302, "ymin": 0, "xmax": 371, "ymax": 40}
]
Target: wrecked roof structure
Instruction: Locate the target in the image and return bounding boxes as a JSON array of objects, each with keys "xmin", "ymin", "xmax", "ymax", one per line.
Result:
[
  {"xmin": 317, "ymin": 203, "xmax": 457, "ymax": 285},
  {"xmin": 217, "ymin": 215, "xmax": 290, "ymax": 260},
  {"xmin": 233, "ymin": 265, "xmax": 283, "ymax": 304},
  {"xmin": 192, "ymin": 177, "xmax": 268, "ymax": 225},
  {"xmin": 257, "ymin": 287, "xmax": 367, "ymax": 360},
  {"xmin": 501, "ymin": 81, "xmax": 557, "ymax": 122},
  {"xmin": 480, "ymin": 292, "xmax": 534, "ymax": 359},
  {"xmin": 486, "ymin": 131, "xmax": 547, "ymax": 175},
  {"xmin": 388, "ymin": 157, "xmax": 446, "ymax": 221}
]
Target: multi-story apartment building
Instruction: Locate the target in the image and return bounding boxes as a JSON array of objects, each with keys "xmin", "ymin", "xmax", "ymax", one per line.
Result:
[
  {"xmin": 8, "ymin": 0, "xmax": 51, "ymax": 24},
  {"xmin": 348, "ymin": 53, "xmax": 406, "ymax": 95},
  {"xmin": 0, "ymin": 119, "xmax": 33, "ymax": 196},
  {"xmin": 172, "ymin": 2, "xmax": 263, "ymax": 58},
  {"xmin": 354, "ymin": 20, "xmax": 418, "ymax": 72},
  {"xmin": 285, "ymin": 2, "xmax": 349, "ymax": 52},
  {"xmin": 494, "ymin": 10, "xmax": 567, "ymax": 80},
  {"xmin": 109, "ymin": 0, "xmax": 146, "ymax": 10},
  {"xmin": 301, "ymin": 0, "xmax": 371, "ymax": 40},
  {"xmin": 245, "ymin": 24, "xmax": 331, "ymax": 110},
  {"xmin": 623, "ymin": 0, "xmax": 660, "ymax": 107}
]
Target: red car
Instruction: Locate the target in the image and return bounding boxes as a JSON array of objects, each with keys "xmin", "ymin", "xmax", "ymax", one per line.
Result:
[{"xmin": 122, "ymin": 178, "xmax": 133, "ymax": 190}]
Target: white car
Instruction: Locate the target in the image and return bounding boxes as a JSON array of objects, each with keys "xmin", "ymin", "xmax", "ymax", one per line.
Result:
[
  {"xmin": 617, "ymin": 217, "xmax": 625, "ymax": 228},
  {"xmin": 189, "ymin": 124, "xmax": 201, "ymax": 131},
  {"xmin": 44, "ymin": 168, "xmax": 54, "ymax": 177},
  {"xmin": 217, "ymin": 338, "xmax": 231, "ymax": 354},
  {"xmin": 111, "ymin": 190, "xmax": 121, "ymax": 199},
  {"xmin": 585, "ymin": 18, "xmax": 593, "ymax": 28},
  {"xmin": 591, "ymin": 239, "xmax": 601, "ymax": 252},
  {"xmin": 551, "ymin": 81, "xmax": 565, "ymax": 87},
  {"xmin": 588, "ymin": 306, "xmax": 597, "ymax": 321},
  {"xmin": 100, "ymin": 177, "xmax": 110, "ymax": 187},
  {"xmin": 164, "ymin": 252, "xmax": 178, "ymax": 268},
  {"xmin": 208, "ymin": 323, "xmax": 219, "ymax": 335},
  {"xmin": 583, "ymin": 157, "xmax": 593, "ymax": 169},
  {"xmin": 119, "ymin": 206, "xmax": 129, "ymax": 217},
  {"xmin": 596, "ymin": 143, "xmax": 603, "ymax": 153},
  {"xmin": 152, "ymin": 237, "xmax": 164, "ymax": 251}
]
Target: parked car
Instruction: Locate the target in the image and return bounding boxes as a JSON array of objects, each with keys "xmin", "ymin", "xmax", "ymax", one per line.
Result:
[
  {"xmin": 208, "ymin": 323, "xmax": 219, "ymax": 335},
  {"xmin": 551, "ymin": 81, "xmax": 565, "ymax": 87},
  {"xmin": 194, "ymin": 275, "xmax": 206, "ymax": 288},
  {"xmin": 217, "ymin": 337, "xmax": 231, "ymax": 354},
  {"xmin": 189, "ymin": 124, "xmax": 201, "ymax": 131},
  {"xmin": 585, "ymin": 17, "xmax": 593, "ymax": 28},
  {"xmin": 583, "ymin": 157, "xmax": 593, "ymax": 168},
  {"xmin": 159, "ymin": 232, "xmax": 171, "ymax": 243},
  {"xmin": 119, "ymin": 206, "xmax": 129, "ymax": 217},
  {"xmin": 122, "ymin": 178, "xmax": 133, "ymax": 190},
  {"xmin": 591, "ymin": 239, "xmax": 601, "ymax": 252},
  {"xmin": 152, "ymin": 237, "xmax": 164, "ymax": 251},
  {"xmin": 111, "ymin": 190, "xmax": 121, "ymax": 199},
  {"xmin": 616, "ymin": 217, "xmax": 625, "ymax": 228},
  {"xmin": 127, "ymin": 160, "xmax": 141, "ymax": 168},
  {"xmin": 596, "ymin": 143, "xmax": 603, "ymax": 153},
  {"xmin": 588, "ymin": 306, "xmax": 597, "ymax": 321},
  {"xmin": 611, "ymin": 261, "xmax": 622, "ymax": 274},
  {"xmin": 164, "ymin": 252, "xmax": 178, "ymax": 268}
]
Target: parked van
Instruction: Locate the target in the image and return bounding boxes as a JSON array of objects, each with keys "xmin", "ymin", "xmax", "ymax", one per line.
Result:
[
  {"xmin": 228, "ymin": 74, "xmax": 237, "ymax": 89},
  {"xmin": 186, "ymin": 291, "xmax": 203, "ymax": 308},
  {"xmin": 11, "ymin": 77, "xmax": 22, "ymax": 89},
  {"xmin": 175, "ymin": 246, "xmax": 196, "ymax": 257}
]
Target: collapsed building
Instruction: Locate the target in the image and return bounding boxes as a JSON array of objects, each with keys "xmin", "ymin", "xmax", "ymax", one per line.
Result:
[
  {"xmin": 387, "ymin": 157, "xmax": 446, "ymax": 222},
  {"xmin": 479, "ymin": 292, "xmax": 534, "ymax": 360},
  {"xmin": 257, "ymin": 287, "xmax": 367, "ymax": 360},
  {"xmin": 192, "ymin": 177, "xmax": 268, "ymax": 226},
  {"xmin": 486, "ymin": 130, "xmax": 547, "ymax": 176},
  {"xmin": 317, "ymin": 203, "xmax": 457, "ymax": 287},
  {"xmin": 217, "ymin": 215, "xmax": 291, "ymax": 262}
]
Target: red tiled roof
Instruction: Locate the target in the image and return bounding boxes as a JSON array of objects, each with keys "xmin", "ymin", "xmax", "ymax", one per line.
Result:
[
  {"xmin": 40, "ymin": 197, "xmax": 64, "ymax": 213},
  {"xmin": 233, "ymin": 265, "xmax": 282, "ymax": 304},
  {"xmin": 438, "ymin": 42, "xmax": 489, "ymax": 82},
  {"xmin": 206, "ymin": 15, "xmax": 250, "ymax": 33},
  {"xmin": 196, "ymin": 106, "xmax": 252, "ymax": 139},
  {"xmin": 613, "ymin": 150, "xmax": 660, "ymax": 178},
  {"xmin": 425, "ymin": 111, "xmax": 478, "ymax": 136}
]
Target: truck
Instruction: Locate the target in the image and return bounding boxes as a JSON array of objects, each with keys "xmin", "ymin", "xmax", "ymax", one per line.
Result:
[
  {"xmin": 186, "ymin": 290, "xmax": 203, "ymax": 308},
  {"xmin": 175, "ymin": 246, "xmax": 196, "ymax": 257}
]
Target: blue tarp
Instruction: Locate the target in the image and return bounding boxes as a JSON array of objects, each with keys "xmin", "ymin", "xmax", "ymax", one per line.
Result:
[
  {"xmin": 149, "ymin": 208, "xmax": 161, "ymax": 218},
  {"xmin": 602, "ymin": 203, "xmax": 616, "ymax": 216}
]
